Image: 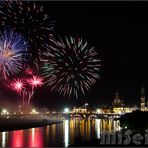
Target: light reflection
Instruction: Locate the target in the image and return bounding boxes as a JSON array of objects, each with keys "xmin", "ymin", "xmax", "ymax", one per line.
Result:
[
  {"xmin": 0, "ymin": 119, "xmax": 122, "ymax": 147},
  {"xmin": 87, "ymin": 120, "xmax": 91, "ymax": 140},
  {"xmin": 115, "ymin": 120, "xmax": 121, "ymax": 131},
  {"xmin": 11, "ymin": 130, "xmax": 23, "ymax": 148},
  {"xmin": 28, "ymin": 128, "xmax": 43, "ymax": 147},
  {"xmin": 95, "ymin": 119, "xmax": 101, "ymax": 139},
  {"xmin": 85, "ymin": 120, "xmax": 88, "ymax": 140},
  {"xmin": 45, "ymin": 126, "xmax": 50, "ymax": 143},
  {"xmin": 2, "ymin": 132, "xmax": 6, "ymax": 147},
  {"xmin": 32, "ymin": 128, "xmax": 35, "ymax": 141},
  {"xmin": 100, "ymin": 119, "xmax": 121, "ymax": 133},
  {"xmin": 80, "ymin": 120, "xmax": 85, "ymax": 140},
  {"xmin": 64, "ymin": 120, "xmax": 69, "ymax": 147},
  {"xmin": 51, "ymin": 124, "xmax": 56, "ymax": 144},
  {"xmin": 70, "ymin": 119, "xmax": 74, "ymax": 144}
]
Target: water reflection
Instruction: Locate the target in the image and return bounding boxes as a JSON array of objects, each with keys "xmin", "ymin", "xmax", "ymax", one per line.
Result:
[
  {"xmin": 11, "ymin": 130, "xmax": 23, "ymax": 147},
  {"xmin": 0, "ymin": 119, "xmax": 121, "ymax": 147},
  {"xmin": 114, "ymin": 120, "xmax": 121, "ymax": 131},
  {"xmin": 100, "ymin": 119, "xmax": 120, "ymax": 132},
  {"xmin": 28, "ymin": 128, "xmax": 43, "ymax": 147},
  {"xmin": 32, "ymin": 128, "xmax": 35, "ymax": 141},
  {"xmin": 95, "ymin": 119, "xmax": 101, "ymax": 139},
  {"xmin": 2, "ymin": 132, "xmax": 6, "ymax": 147},
  {"xmin": 51, "ymin": 124, "xmax": 56, "ymax": 144},
  {"xmin": 64, "ymin": 120, "xmax": 69, "ymax": 147}
]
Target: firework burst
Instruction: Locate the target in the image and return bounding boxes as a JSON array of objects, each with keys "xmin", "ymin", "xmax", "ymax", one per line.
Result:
[
  {"xmin": 0, "ymin": 30, "xmax": 28, "ymax": 79},
  {"xmin": 27, "ymin": 75, "xmax": 43, "ymax": 103},
  {"xmin": 41, "ymin": 36, "xmax": 101, "ymax": 98},
  {"xmin": 11, "ymin": 78, "xmax": 25, "ymax": 104},
  {"xmin": 10, "ymin": 70, "xmax": 43, "ymax": 105},
  {"xmin": 0, "ymin": 1, "xmax": 54, "ymax": 67},
  {"xmin": 12, "ymin": 79, "xmax": 24, "ymax": 92},
  {"xmin": 28, "ymin": 75, "xmax": 43, "ymax": 88}
]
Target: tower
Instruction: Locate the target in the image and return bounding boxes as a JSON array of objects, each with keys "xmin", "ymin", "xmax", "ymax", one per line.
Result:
[
  {"xmin": 140, "ymin": 85, "xmax": 146, "ymax": 111},
  {"xmin": 113, "ymin": 89, "xmax": 123, "ymax": 107},
  {"xmin": 112, "ymin": 89, "xmax": 124, "ymax": 114},
  {"xmin": 18, "ymin": 105, "xmax": 22, "ymax": 114}
]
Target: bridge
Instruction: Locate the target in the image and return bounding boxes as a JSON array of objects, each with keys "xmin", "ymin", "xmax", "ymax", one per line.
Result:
[
  {"xmin": 0, "ymin": 112, "xmax": 122, "ymax": 120},
  {"xmin": 61, "ymin": 112, "xmax": 121, "ymax": 120}
]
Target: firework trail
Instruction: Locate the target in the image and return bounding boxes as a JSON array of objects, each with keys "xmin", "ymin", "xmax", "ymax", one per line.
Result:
[
  {"xmin": 0, "ymin": 30, "xmax": 28, "ymax": 79},
  {"xmin": 11, "ymin": 79, "xmax": 25, "ymax": 105},
  {"xmin": 10, "ymin": 70, "xmax": 43, "ymax": 105},
  {"xmin": 41, "ymin": 36, "xmax": 101, "ymax": 98},
  {"xmin": 27, "ymin": 75, "xmax": 43, "ymax": 103},
  {"xmin": 0, "ymin": 1, "xmax": 54, "ymax": 67}
]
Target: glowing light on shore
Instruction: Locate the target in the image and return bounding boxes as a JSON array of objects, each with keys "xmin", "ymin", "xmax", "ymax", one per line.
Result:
[
  {"xmin": 1, "ymin": 109, "xmax": 8, "ymax": 115},
  {"xmin": 64, "ymin": 108, "xmax": 69, "ymax": 113},
  {"xmin": 96, "ymin": 109, "xmax": 102, "ymax": 114},
  {"xmin": 30, "ymin": 109, "xmax": 39, "ymax": 114}
]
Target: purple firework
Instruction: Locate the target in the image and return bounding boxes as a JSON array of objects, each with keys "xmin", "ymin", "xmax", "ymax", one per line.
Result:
[{"xmin": 0, "ymin": 30, "xmax": 28, "ymax": 79}]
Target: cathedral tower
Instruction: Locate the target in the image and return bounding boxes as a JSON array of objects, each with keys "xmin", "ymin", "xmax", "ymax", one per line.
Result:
[
  {"xmin": 140, "ymin": 85, "xmax": 146, "ymax": 111},
  {"xmin": 113, "ymin": 89, "xmax": 123, "ymax": 107}
]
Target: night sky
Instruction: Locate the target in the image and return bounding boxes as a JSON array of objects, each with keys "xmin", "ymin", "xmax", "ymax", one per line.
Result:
[{"xmin": 1, "ymin": 1, "xmax": 148, "ymax": 110}]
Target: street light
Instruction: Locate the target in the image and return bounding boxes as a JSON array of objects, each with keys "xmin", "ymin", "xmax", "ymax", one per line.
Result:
[
  {"xmin": 96, "ymin": 109, "xmax": 102, "ymax": 114},
  {"xmin": 30, "ymin": 109, "xmax": 39, "ymax": 114},
  {"xmin": 124, "ymin": 125, "xmax": 128, "ymax": 129},
  {"xmin": 1, "ymin": 109, "xmax": 8, "ymax": 115},
  {"xmin": 64, "ymin": 108, "xmax": 69, "ymax": 113}
]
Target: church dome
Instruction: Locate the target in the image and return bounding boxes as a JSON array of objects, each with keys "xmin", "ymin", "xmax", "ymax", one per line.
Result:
[{"xmin": 113, "ymin": 90, "xmax": 123, "ymax": 107}]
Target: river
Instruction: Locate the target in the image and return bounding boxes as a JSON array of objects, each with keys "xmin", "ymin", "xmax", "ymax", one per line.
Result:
[{"xmin": 0, "ymin": 118, "xmax": 121, "ymax": 147}]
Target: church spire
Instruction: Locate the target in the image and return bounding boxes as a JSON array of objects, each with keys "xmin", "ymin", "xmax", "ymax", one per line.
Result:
[
  {"xmin": 140, "ymin": 84, "xmax": 146, "ymax": 111},
  {"xmin": 115, "ymin": 89, "xmax": 119, "ymax": 98},
  {"xmin": 141, "ymin": 84, "xmax": 145, "ymax": 96}
]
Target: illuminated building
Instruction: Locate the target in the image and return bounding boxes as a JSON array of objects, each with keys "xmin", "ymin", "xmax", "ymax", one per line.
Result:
[
  {"xmin": 112, "ymin": 90, "xmax": 124, "ymax": 114},
  {"xmin": 112, "ymin": 90, "xmax": 137, "ymax": 114},
  {"xmin": 71, "ymin": 102, "xmax": 89, "ymax": 114},
  {"xmin": 71, "ymin": 107, "xmax": 87, "ymax": 114}
]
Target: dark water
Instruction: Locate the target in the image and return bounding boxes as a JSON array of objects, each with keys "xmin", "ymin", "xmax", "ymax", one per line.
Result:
[{"xmin": 0, "ymin": 119, "xmax": 120, "ymax": 147}]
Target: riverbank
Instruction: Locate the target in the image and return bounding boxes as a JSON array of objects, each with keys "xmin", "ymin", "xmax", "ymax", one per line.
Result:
[
  {"xmin": 120, "ymin": 110, "xmax": 148, "ymax": 130},
  {"xmin": 0, "ymin": 117, "xmax": 63, "ymax": 132}
]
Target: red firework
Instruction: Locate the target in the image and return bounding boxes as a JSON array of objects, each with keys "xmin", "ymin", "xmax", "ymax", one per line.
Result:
[
  {"xmin": 27, "ymin": 75, "xmax": 43, "ymax": 103},
  {"xmin": 12, "ymin": 79, "xmax": 24, "ymax": 92},
  {"xmin": 25, "ymin": 68, "xmax": 34, "ymax": 75},
  {"xmin": 10, "ymin": 71, "xmax": 43, "ymax": 105},
  {"xmin": 28, "ymin": 75, "xmax": 43, "ymax": 88}
]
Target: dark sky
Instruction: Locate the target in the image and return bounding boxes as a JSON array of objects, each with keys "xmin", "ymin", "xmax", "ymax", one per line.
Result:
[{"xmin": 1, "ymin": 1, "xmax": 148, "ymax": 110}]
